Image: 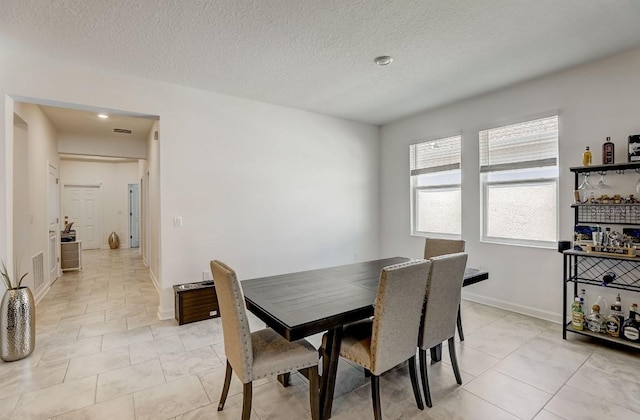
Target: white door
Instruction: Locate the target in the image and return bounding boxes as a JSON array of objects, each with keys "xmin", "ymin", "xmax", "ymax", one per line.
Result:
[
  {"xmin": 48, "ymin": 164, "xmax": 61, "ymax": 282},
  {"xmin": 63, "ymin": 185, "xmax": 101, "ymax": 249},
  {"xmin": 129, "ymin": 184, "xmax": 140, "ymax": 248}
]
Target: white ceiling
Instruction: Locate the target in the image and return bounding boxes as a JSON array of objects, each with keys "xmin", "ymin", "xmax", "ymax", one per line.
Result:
[
  {"xmin": 3, "ymin": 0, "xmax": 640, "ymax": 125},
  {"xmin": 38, "ymin": 105, "xmax": 155, "ymax": 142}
]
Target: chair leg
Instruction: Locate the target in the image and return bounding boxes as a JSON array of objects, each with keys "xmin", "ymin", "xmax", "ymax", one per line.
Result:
[
  {"xmin": 448, "ymin": 337, "xmax": 462, "ymax": 385},
  {"xmin": 457, "ymin": 304, "xmax": 465, "ymax": 341},
  {"xmin": 278, "ymin": 372, "xmax": 291, "ymax": 387},
  {"xmin": 306, "ymin": 366, "xmax": 320, "ymax": 420},
  {"xmin": 218, "ymin": 360, "xmax": 233, "ymax": 411},
  {"xmin": 418, "ymin": 348, "xmax": 432, "ymax": 408},
  {"xmin": 242, "ymin": 382, "xmax": 252, "ymax": 420},
  {"xmin": 408, "ymin": 355, "xmax": 424, "ymax": 410},
  {"xmin": 370, "ymin": 374, "xmax": 382, "ymax": 420}
]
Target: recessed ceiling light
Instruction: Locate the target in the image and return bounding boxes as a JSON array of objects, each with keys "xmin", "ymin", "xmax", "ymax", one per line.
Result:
[
  {"xmin": 374, "ymin": 56, "xmax": 393, "ymax": 66},
  {"xmin": 97, "ymin": 113, "xmax": 109, "ymax": 119}
]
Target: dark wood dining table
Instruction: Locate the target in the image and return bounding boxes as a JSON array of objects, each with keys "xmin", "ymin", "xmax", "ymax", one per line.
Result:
[{"xmin": 242, "ymin": 257, "xmax": 488, "ymax": 420}]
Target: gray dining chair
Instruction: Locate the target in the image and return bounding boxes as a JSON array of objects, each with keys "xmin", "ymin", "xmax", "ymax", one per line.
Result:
[
  {"xmin": 423, "ymin": 237, "xmax": 466, "ymax": 341},
  {"xmin": 210, "ymin": 260, "xmax": 320, "ymax": 420},
  {"xmin": 417, "ymin": 252, "xmax": 468, "ymax": 407},
  {"xmin": 323, "ymin": 259, "xmax": 431, "ymax": 420}
]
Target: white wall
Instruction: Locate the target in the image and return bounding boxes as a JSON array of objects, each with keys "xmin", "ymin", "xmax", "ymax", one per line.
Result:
[
  {"xmin": 58, "ymin": 133, "xmax": 147, "ymax": 159},
  {"xmin": 9, "ymin": 102, "xmax": 60, "ymax": 297},
  {"xmin": 59, "ymin": 159, "xmax": 140, "ymax": 249},
  {"xmin": 0, "ymin": 49, "xmax": 380, "ymax": 318},
  {"xmin": 380, "ymin": 47, "xmax": 640, "ymax": 322}
]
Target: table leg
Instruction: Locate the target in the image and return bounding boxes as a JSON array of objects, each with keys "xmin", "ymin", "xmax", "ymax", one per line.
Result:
[
  {"xmin": 320, "ymin": 327, "xmax": 342, "ymax": 420},
  {"xmin": 430, "ymin": 343, "xmax": 442, "ymax": 363}
]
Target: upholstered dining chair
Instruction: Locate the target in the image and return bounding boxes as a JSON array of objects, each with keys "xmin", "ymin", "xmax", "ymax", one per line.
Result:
[
  {"xmin": 418, "ymin": 252, "xmax": 468, "ymax": 407},
  {"xmin": 423, "ymin": 237, "xmax": 466, "ymax": 341},
  {"xmin": 323, "ymin": 259, "xmax": 431, "ymax": 420},
  {"xmin": 210, "ymin": 260, "xmax": 320, "ymax": 420}
]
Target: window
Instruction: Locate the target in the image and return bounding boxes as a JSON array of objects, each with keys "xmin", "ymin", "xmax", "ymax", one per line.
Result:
[
  {"xmin": 410, "ymin": 135, "xmax": 461, "ymax": 236},
  {"xmin": 480, "ymin": 115, "xmax": 559, "ymax": 247}
]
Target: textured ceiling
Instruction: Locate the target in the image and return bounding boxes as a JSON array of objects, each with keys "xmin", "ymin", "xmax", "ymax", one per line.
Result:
[{"xmin": 2, "ymin": 0, "xmax": 640, "ymax": 125}]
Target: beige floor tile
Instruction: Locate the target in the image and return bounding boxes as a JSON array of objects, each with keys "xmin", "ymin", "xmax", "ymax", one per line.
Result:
[
  {"xmin": 10, "ymin": 375, "xmax": 96, "ymax": 419},
  {"xmin": 126, "ymin": 311, "xmax": 162, "ymax": 330},
  {"xmin": 533, "ymin": 410, "xmax": 566, "ymax": 420},
  {"xmin": 587, "ymin": 345, "xmax": 640, "ymax": 385},
  {"xmin": 179, "ymin": 329, "xmax": 221, "ymax": 351},
  {"xmin": 464, "ymin": 369, "xmax": 552, "ymax": 419},
  {"xmin": 52, "ymin": 395, "xmax": 135, "ymax": 420},
  {"xmin": 413, "ymin": 389, "xmax": 519, "ymax": 420},
  {"xmin": 101, "ymin": 325, "xmax": 154, "ymax": 351},
  {"xmin": 78, "ymin": 317, "xmax": 128, "ymax": 338},
  {"xmin": 566, "ymin": 363, "xmax": 640, "ymax": 414},
  {"xmin": 130, "ymin": 334, "xmax": 186, "ymax": 365},
  {"xmin": 0, "ymin": 359, "xmax": 69, "ymax": 398},
  {"xmin": 0, "ymin": 396, "xmax": 19, "ymax": 420},
  {"xmin": 96, "ymin": 359, "xmax": 166, "ymax": 402},
  {"xmin": 446, "ymin": 340, "xmax": 500, "ymax": 377},
  {"xmin": 494, "ymin": 352, "xmax": 577, "ymax": 394},
  {"xmin": 150, "ymin": 319, "xmax": 200, "ymax": 339},
  {"xmin": 40, "ymin": 335, "xmax": 103, "ymax": 364},
  {"xmin": 66, "ymin": 346, "xmax": 131, "ymax": 381},
  {"xmin": 160, "ymin": 345, "xmax": 224, "ymax": 382},
  {"xmin": 544, "ymin": 385, "xmax": 638, "ymax": 419},
  {"xmin": 58, "ymin": 310, "xmax": 106, "ymax": 327},
  {"xmin": 251, "ymin": 378, "xmax": 314, "ymax": 420},
  {"xmin": 133, "ymin": 375, "xmax": 211, "ymax": 420}
]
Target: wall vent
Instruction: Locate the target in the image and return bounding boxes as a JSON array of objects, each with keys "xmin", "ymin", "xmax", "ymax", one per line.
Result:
[
  {"xmin": 32, "ymin": 251, "xmax": 44, "ymax": 290},
  {"xmin": 154, "ymin": 130, "xmax": 159, "ymax": 141},
  {"xmin": 113, "ymin": 128, "xmax": 133, "ymax": 134}
]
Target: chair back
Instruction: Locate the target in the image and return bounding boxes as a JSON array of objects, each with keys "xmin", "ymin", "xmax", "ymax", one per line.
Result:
[
  {"xmin": 423, "ymin": 238, "xmax": 465, "ymax": 259},
  {"xmin": 370, "ymin": 259, "xmax": 431, "ymax": 375},
  {"xmin": 210, "ymin": 260, "xmax": 254, "ymax": 382},
  {"xmin": 419, "ymin": 253, "xmax": 468, "ymax": 349}
]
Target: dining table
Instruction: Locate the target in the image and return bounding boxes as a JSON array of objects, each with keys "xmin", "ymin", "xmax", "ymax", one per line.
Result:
[{"xmin": 242, "ymin": 257, "xmax": 488, "ymax": 420}]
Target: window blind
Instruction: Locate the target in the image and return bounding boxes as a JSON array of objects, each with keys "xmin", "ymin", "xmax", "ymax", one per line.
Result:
[
  {"xmin": 410, "ymin": 135, "xmax": 461, "ymax": 176},
  {"xmin": 479, "ymin": 116, "xmax": 558, "ymax": 173}
]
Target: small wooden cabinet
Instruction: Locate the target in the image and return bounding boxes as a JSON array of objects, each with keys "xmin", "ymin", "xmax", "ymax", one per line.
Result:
[
  {"xmin": 173, "ymin": 281, "xmax": 220, "ymax": 325},
  {"xmin": 61, "ymin": 240, "xmax": 82, "ymax": 271}
]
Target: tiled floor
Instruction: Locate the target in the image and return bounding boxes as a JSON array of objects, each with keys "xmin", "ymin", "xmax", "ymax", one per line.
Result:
[{"xmin": 1, "ymin": 249, "xmax": 640, "ymax": 419}]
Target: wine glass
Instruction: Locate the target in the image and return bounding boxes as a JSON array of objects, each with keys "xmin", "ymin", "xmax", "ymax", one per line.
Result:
[
  {"xmin": 579, "ymin": 173, "xmax": 593, "ymax": 192},
  {"xmin": 597, "ymin": 171, "xmax": 609, "ymax": 188}
]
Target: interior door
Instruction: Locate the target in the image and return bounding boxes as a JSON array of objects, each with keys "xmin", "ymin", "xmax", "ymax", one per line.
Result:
[
  {"xmin": 129, "ymin": 184, "xmax": 140, "ymax": 248},
  {"xmin": 48, "ymin": 164, "xmax": 60, "ymax": 283},
  {"xmin": 63, "ymin": 185, "xmax": 101, "ymax": 249}
]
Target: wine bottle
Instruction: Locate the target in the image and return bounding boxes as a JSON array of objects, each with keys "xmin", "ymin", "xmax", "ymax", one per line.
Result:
[{"xmin": 603, "ymin": 137, "xmax": 615, "ymax": 164}]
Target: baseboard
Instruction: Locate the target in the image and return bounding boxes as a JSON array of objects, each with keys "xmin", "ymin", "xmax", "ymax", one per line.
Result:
[
  {"xmin": 148, "ymin": 270, "xmax": 174, "ymax": 320},
  {"xmin": 462, "ymin": 291, "xmax": 563, "ymax": 324},
  {"xmin": 33, "ymin": 284, "xmax": 50, "ymax": 304},
  {"xmin": 157, "ymin": 306, "xmax": 175, "ymax": 321}
]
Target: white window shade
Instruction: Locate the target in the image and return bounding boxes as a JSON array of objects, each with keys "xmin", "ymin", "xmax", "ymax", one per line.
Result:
[
  {"xmin": 410, "ymin": 135, "xmax": 461, "ymax": 176},
  {"xmin": 480, "ymin": 116, "xmax": 558, "ymax": 173}
]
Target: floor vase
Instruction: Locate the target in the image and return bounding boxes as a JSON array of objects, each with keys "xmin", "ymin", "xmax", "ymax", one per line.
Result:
[{"xmin": 1, "ymin": 287, "xmax": 35, "ymax": 362}]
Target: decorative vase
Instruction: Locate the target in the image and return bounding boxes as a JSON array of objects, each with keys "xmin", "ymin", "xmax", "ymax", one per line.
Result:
[
  {"xmin": 108, "ymin": 232, "xmax": 120, "ymax": 249},
  {"xmin": 1, "ymin": 287, "xmax": 35, "ymax": 362}
]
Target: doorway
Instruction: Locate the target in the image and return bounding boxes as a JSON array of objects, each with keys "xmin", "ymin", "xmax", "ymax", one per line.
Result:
[
  {"xmin": 63, "ymin": 185, "xmax": 102, "ymax": 250},
  {"xmin": 129, "ymin": 183, "xmax": 140, "ymax": 248},
  {"xmin": 48, "ymin": 164, "xmax": 61, "ymax": 282}
]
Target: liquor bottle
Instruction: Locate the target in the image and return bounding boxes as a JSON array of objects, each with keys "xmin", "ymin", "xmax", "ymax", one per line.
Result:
[
  {"xmin": 571, "ymin": 297, "xmax": 584, "ymax": 331},
  {"xmin": 606, "ymin": 294, "xmax": 624, "ymax": 337},
  {"xmin": 621, "ymin": 303, "xmax": 640, "ymax": 342},
  {"xmin": 579, "ymin": 289, "xmax": 587, "ymax": 313},
  {"xmin": 586, "ymin": 304, "xmax": 605, "ymax": 333},
  {"xmin": 583, "ymin": 146, "xmax": 592, "ymax": 166},
  {"xmin": 603, "ymin": 137, "xmax": 615, "ymax": 164}
]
